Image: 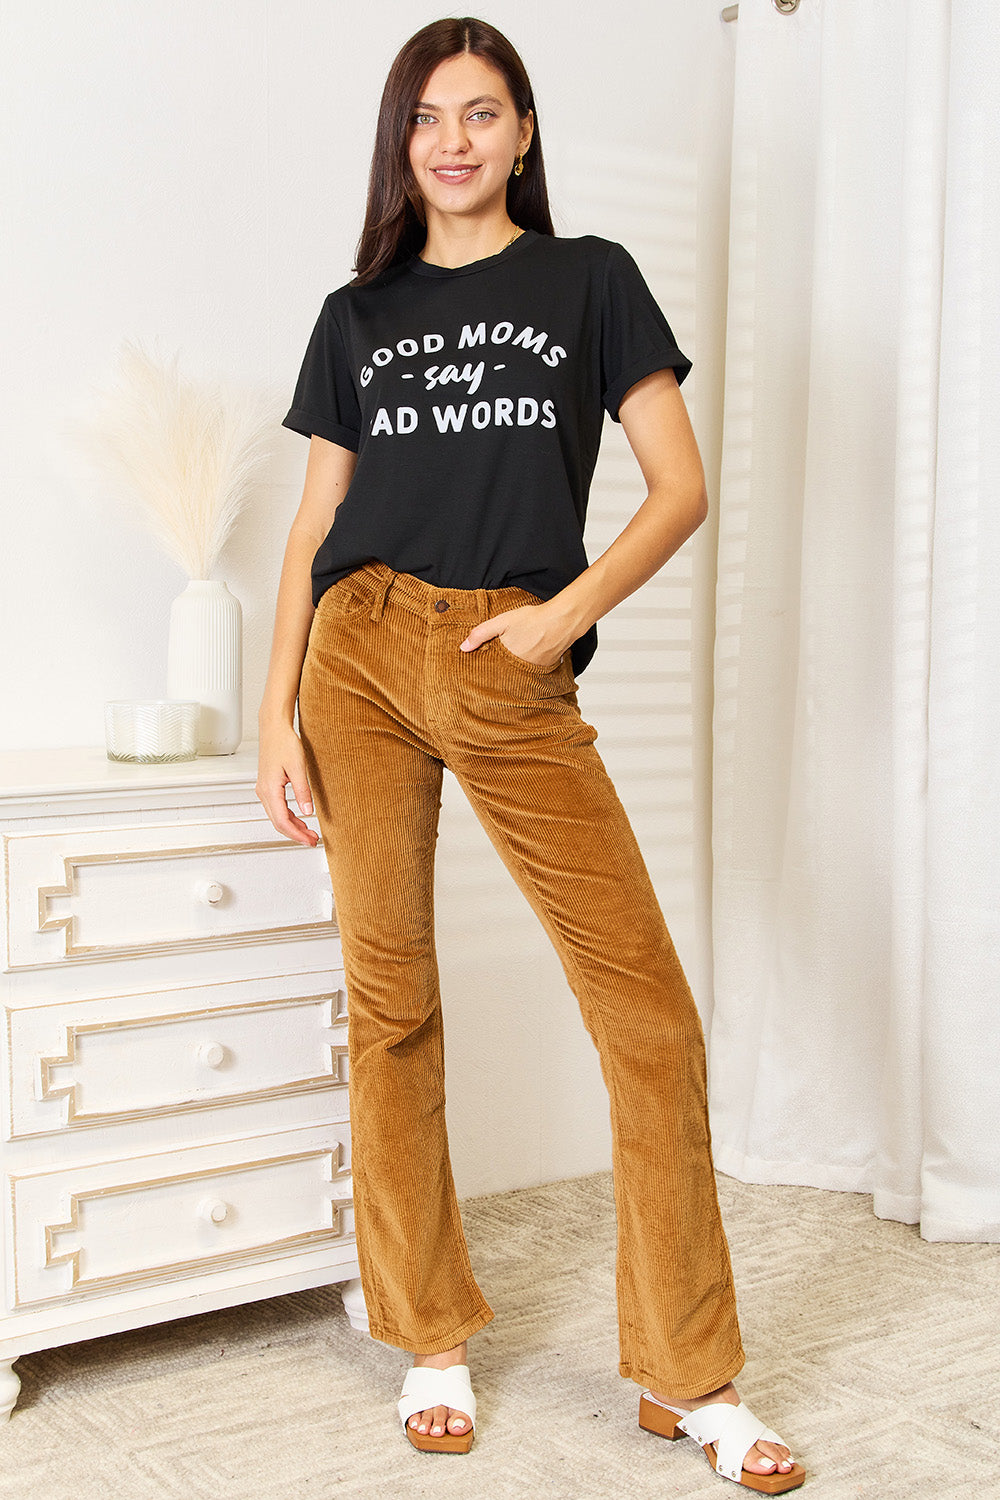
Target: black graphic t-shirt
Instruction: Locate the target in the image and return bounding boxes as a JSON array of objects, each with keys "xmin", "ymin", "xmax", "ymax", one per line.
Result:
[{"xmin": 282, "ymin": 231, "xmax": 691, "ymax": 674}]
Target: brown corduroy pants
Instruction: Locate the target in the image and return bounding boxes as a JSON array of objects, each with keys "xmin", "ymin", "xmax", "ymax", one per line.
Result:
[{"xmin": 298, "ymin": 560, "xmax": 745, "ymax": 1398}]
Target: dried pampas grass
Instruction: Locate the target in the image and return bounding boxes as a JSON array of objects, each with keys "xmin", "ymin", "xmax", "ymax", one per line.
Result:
[{"xmin": 76, "ymin": 339, "xmax": 276, "ymax": 579}]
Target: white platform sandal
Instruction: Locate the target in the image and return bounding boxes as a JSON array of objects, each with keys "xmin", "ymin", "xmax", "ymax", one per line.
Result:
[
  {"xmin": 398, "ymin": 1362, "xmax": 476, "ymax": 1453},
  {"xmin": 639, "ymin": 1392, "xmax": 805, "ymax": 1492}
]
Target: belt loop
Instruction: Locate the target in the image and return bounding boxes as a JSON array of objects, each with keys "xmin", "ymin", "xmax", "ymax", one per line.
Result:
[
  {"xmin": 370, "ymin": 573, "xmax": 393, "ymax": 622},
  {"xmin": 475, "ymin": 587, "xmax": 489, "ymax": 621}
]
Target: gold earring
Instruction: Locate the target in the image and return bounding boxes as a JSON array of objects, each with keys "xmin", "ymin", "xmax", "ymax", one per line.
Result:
[{"xmin": 514, "ymin": 153, "xmax": 524, "ymax": 177}]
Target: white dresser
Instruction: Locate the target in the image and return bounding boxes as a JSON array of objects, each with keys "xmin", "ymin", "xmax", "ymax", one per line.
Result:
[{"xmin": 0, "ymin": 745, "xmax": 365, "ymax": 1420}]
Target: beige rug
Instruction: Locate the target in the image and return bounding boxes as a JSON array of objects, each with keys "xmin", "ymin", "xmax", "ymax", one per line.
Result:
[{"xmin": 4, "ymin": 1172, "xmax": 997, "ymax": 1499}]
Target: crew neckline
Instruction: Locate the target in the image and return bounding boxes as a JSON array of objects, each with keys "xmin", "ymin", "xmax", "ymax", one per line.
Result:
[{"xmin": 408, "ymin": 228, "xmax": 539, "ymax": 279}]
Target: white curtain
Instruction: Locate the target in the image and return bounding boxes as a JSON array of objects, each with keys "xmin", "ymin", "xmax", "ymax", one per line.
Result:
[{"xmin": 709, "ymin": 0, "xmax": 1000, "ymax": 1241}]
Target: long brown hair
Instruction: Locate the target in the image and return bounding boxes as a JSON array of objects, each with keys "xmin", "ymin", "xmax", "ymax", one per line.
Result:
[{"xmin": 352, "ymin": 17, "xmax": 554, "ymax": 287}]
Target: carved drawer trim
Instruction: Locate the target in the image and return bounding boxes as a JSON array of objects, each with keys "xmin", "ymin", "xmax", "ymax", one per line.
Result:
[
  {"xmin": 7, "ymin": 985, "xmax": 348, "ymax": 1138},
  {"xmin": 10, "ymin": 1131, "xmax": 354, "ymax": 1307},
  {"xmin": 35, "ymin": 842, "xmax": 333, "ymax": 960},
  {"xmin": 3, "ymin": 820, "xmax": 337, "ymax": 970}
]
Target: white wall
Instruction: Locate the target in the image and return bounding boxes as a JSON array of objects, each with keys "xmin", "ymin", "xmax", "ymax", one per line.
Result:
[{"xmin": 1, "ymin": 1, "xmax": 735, "ymax": 1196}]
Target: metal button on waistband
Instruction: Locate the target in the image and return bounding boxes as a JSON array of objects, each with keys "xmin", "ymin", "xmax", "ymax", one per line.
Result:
[{"xmin": 434, "ymin": 599, "xmax": 450, "ymax": 612}]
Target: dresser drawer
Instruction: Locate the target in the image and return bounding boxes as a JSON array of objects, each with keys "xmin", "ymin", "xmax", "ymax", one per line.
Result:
[
  {"xmin": 2, "ymin": 817, "xmax": 335, "ymax": 970},
  {"xmin": 8, "ymin": 1122, "xmax": 353, "ymax": 1307},
  {"xmin": 6, "ymin": 973, "xmax": 348, "ymax": 1139}
]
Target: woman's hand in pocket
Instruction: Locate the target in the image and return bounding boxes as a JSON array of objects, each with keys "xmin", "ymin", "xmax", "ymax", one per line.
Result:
[{"xmin": 459, "ymin": 602, "xmax": 569, "ymax": 670}]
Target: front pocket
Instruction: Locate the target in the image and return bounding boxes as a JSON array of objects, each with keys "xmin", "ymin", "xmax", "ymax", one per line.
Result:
[
  {"xmin": 319, "ymin": 575, "xmax": 372, "ymax": 617},
  {"xmin": 493, "ymin": 635, "xmax": 566, "ymax": 675}
]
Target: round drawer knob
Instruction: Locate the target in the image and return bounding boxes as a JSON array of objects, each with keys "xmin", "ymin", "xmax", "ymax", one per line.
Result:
[
  {"xmin": 197, "ymin": 1041, "xmax": 226, "ymax": 1069},
  {"xmin": 197, "ymin": 1197, "xmax": 230, "ymax": 1225},
  {"xmin": 194, "ymin": 880, "xmax": 225, "ymax": 905}
]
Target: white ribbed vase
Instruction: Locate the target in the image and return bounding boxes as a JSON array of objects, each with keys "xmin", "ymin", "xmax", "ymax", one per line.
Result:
[{"xmin": 166, "ymin": 580, "xmax": 242, "ymax": 754}]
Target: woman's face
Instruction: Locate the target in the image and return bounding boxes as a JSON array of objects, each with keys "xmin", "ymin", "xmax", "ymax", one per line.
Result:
[{"xmin": 407, "ymin": 52, "xmax": 533, "ymax": 225}]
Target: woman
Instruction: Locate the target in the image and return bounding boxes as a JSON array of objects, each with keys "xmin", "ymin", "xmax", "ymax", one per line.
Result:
[{"xmin": 257, "ymin": 16, "xmax": 803, "ymax": 1492}]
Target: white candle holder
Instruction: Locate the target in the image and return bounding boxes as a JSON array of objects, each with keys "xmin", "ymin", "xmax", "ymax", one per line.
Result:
[{"xmin": 104, "ymin": 700, "xmax": 200, "ymax": 763}]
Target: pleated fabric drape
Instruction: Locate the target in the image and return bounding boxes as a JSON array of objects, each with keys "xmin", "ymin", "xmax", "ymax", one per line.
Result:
[{"xmin": 709, "ymin": 0, "xmax": 1000, "ymax": 1241}]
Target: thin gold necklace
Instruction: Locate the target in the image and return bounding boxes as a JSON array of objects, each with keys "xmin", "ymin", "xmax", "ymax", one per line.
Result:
[{"xmin": 420, "ymin": 226, "xmax": 523, "ymax": 267}]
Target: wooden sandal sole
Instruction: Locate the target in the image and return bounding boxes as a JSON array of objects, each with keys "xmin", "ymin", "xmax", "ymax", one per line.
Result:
[
  {"xmin": 639, "ymin": 1392, "xmax": 806, "ymax": 1493},
  {"xmin": 405, "ymin": 1423, "xmax": 474, "ymax": 1453}
]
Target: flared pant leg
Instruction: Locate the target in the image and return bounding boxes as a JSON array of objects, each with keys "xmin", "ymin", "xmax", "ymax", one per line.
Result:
[
  {"xmin": 299, "ymin": 577, "xmax": 495, "ymax": 1353},
  {"xmin": 441, "ymin": 703, "xmax": 745, "ymax": 1397},
  {"xmin": 298, "ymin": 562, "xmax": 745, "ymax": 1394}
]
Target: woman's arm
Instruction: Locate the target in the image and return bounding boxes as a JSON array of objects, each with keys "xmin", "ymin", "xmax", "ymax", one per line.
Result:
[
  {"xmin": 255, "ymin": 434, "xmax": 357, "ymax": 845},
  {"xmin": 459, "ymin": 367, "xmax": 708, "ymax": 667}
]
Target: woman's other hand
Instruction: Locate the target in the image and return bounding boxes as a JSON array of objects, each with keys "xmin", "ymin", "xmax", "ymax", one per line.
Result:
[
  {"xmin": 256, "ymin": 434, "xmax": 355, "ymax": 850},
  {"xmin": 255, "ymin": 723, "xmax": 320, "ymax": 846}
]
